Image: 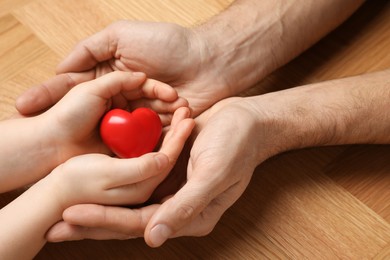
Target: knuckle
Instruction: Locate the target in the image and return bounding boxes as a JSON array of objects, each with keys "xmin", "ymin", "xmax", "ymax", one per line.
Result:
[
  {"xmin": 195, "ymin": 208, "xmax": 220, "ymax": 237},
  {"xmin": 135, "ymin": 158, "xmax": 148, "ymax": 179},
  {"xmin": 176, "ymin": 203, "xmax": 196, "ymax": 221}
]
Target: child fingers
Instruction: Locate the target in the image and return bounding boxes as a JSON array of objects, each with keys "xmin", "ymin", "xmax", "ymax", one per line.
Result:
[
  {"xmin": 105, "ymin": 177, "xmax": 161, "ymax": 205},
  {"xmin": 159, "ymin": 111, "xmax": 195, "ymax": 165},
  {"xmin": 160, "ymin": 118, "xmax": 194, "ymax": 161},
  {"xmin": 170, "ymin": 107, "xmax": 192, "ymax": 128},
  {"xmin": 156, "ymin": 107, "xmax": 192, "ymax": 146},
  {"xmin": 160, "ymin": 107, "xmax": 193, "ymax": 147},
  {"xmin": 127, "ymin": 97, "xmax": 189, "ymax": 114},
  {"xmin": 106, "ymin": 153, "xmax": 169, "ymax": 188},
  {"xmin": 142, "ymin": 79, "xmax": 178, "ymax": 101},
  {"xmin": 75, "ymin": 71, "xmax": 146, "ymax": 99}
]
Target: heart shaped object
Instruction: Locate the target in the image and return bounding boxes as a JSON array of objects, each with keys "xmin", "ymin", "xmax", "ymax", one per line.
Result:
[{"xmin": 100, "ymin": 108, "xmax": 162, "ymax": 158}]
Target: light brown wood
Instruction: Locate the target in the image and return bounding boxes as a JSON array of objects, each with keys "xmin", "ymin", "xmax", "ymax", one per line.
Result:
[{"xmin": 1, "ymin": 0, "xmax": 389, "ymax": 259}]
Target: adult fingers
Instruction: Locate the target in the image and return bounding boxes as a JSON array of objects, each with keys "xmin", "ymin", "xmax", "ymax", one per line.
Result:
[
  {"xmin": 126, "ymin": 97, "xmax": 189, "ymax": 115},
  {"xmin": 64, "ymin": 153, "xmax": 168, "ymax": 205},
  {"xmin": 15, "ymin": 71, "xmax": 95, "ymax": 115},
  {"xmin": 56, "ymin": 23, "xmax": 117, "ymax": 74},
  {"xmin": 170, "ymin": 178, "xmax": 249, "ymax": 238},
  {"xmin": 143, "ymin": 146, "xmax": 245, "ymax": 247},
  {"xmin": 144, "ymin": 177, "xmax": 218, "ymax": 247},
  {"xmin": 46, "ymin": 222, "xmax": 133, "ymax": 242},
  {"xmin": 46, "ymin": 204, "xmax": 159, "ymax": 242}
]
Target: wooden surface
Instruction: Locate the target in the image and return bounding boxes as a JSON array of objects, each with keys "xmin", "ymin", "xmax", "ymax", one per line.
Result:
[{"xmin": 1, "ymin": 0, "xmax": 389, "ymax": 259}]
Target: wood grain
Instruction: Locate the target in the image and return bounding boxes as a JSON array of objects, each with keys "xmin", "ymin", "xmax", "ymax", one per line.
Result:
[{"xmin": 0, "ymin": 0, "xmax": 389, "ymax": 259}]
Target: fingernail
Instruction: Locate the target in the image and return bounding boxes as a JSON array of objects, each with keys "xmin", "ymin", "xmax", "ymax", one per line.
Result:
[
  {"xmin": 150, "ymin": 224, "xmax": 172, "ymax": 247},
  {"xmin": 132, "ymin": 71, "xmax": 146, "ymax": 78},
  {"xmin": 154, "ymin": 154, "xmax": 168, "ymax": 170}
]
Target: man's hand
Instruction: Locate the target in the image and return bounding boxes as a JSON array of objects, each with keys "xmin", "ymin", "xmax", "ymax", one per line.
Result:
[
  {"xmin": 16, "ymin": 21, "xmax": 232, "ymax": 116},
  {"xmin": 16, "ymin": 0, "xmax": 363, "ymax": 117},
  {"xmin": 46, "ymin": 70, "xmax": 390, "ymax": 245},
  {"xmin": 46, "ymin": 97, "xmax": 274, "ymax": 243}
]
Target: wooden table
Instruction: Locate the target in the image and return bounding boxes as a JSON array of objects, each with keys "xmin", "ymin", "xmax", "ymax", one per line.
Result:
[{"xmin": 1, "ymin": 0, "xmax": 389, "ymax": 258}]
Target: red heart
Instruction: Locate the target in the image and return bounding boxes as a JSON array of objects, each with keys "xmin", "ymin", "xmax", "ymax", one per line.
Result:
[{"xmin": 100, "ymin": 108, "xmax": 162, "ymax": 158}]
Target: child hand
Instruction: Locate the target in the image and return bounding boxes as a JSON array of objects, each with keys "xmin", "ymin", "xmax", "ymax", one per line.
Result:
[
  {"xmin": 0, "ymin": 107, "xmax": 193, "ymax": 259},
  {"xmin": 47, "ymin": 107, "xmax": 194, "ymax": 210},
  {"xmin": 39, "ymin": 71, "xmax": 188, "ymax": 164}
]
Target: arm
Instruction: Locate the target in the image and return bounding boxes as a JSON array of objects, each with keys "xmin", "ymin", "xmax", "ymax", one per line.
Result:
[
  {"xmin": 16, "ymin": 0, "xmax": 364, "ymax": 116},
  {"xmin": 144, "ymin": 69, "xmax": 390, "ymax": 246},
  {"xmin": 0, "ymin": 72, "xmax": 186, "ymax": 193},
  {"xmin": 249, "ymin": 68, "xmax": 390, "ymax": 152},
  {"xmin": 0, "ymin": 117, "xmax": 57, "ymax": 192},
  {"xmin": 0, "ymin": 107, "xmax": 194, "ymax": 259},
  {"xmin": 46, "ymin": 69, "xmax": 390, "ymax": 246},
  {"xmin": 194, "ymin": 0, "xmax": 365, "ymax": 94}
]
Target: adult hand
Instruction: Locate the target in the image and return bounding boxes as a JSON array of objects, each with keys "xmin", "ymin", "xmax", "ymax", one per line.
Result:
[
  {"xmin": 46, "ymin": 97, "xmax": 278, "ymax": 244},
  {"xmin": 46, "ymin": 68, "xmax": 390, "ymax": 247},
  {"xmin": 15, "ymin": 0, "xmax": 363, "ymax": 116},
  {"xmin": 16, "ymin": 21, "xmax": 232, "ymax": 116}
]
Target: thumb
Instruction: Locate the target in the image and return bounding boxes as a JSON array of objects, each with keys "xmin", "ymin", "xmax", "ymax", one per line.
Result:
[
  {"xmin": 16, "ymin": 71, "xmax": 95, "ymax": 115},
  {"xmin": 56, "ymin": 23, "xmax": 118, "ymax": 74},
  {"xmin": 144, "ymin": 177, "xmax": 215, "ymax": 247}
]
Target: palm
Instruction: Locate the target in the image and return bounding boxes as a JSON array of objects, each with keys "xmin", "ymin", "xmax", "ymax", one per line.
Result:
[
  {"xmin": 150, "ymin": 98, "xmax": 256, "ymax": 203},
  {"xmin": 81, "ymin": 21, "xmax": 230, "ymax": 115},
  {"xmin": 16, "ymin": 21, "xmax": 232, "ymax": 116},
  {"xmin": 110, "ymin": 22, "xmax": 195, "ymax": 82}
]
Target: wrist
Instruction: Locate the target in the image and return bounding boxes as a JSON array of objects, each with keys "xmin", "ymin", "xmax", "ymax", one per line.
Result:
[
  {"xmin": 34, "ymin": 113, "xmax": 67, "ymax": 167},
  {"xmin": 0, "ymin": 115, "xmax": 59, "ymax": 192},
  {"xmin": 191, "ymin": 0, "xmax": 365, "ymax": 97},
  {"xmin": 191, "ymin": 4, "xmax": 273, "ymax": 96},
  {"xmin": 243, "ymin": 88, "xmax": 339, "ymax": 162},
  {"xmin": 245, "ymin": 71, "xmax": 390, "ymax": 162},
  {"xmin": 43, "ymin": 165, "xmax": 74, "ymax": 212},
  {"xmin": 234, "ymin": 97, "xmax": 292, "ymax": 164}
]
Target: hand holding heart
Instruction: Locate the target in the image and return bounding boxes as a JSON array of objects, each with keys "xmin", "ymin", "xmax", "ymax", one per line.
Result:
[
  {"xmin": 100, "ymin": 108, "xmax": 162, "ymax": 158},
  {"xmin": 48, "ymin": 106, "xmax": 195, "ymax": 210},
  {"xmin": 45, "ymin": 97, "xmax": 266, "ymax": 245},
  {"xmin": 41, "ymin": 71, "xmax": 188, "ymax": 164}
]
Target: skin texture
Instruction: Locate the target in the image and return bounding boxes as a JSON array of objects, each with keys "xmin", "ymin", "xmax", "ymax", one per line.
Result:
[
  {"xmin": 0, "ymin": 72, "xmax": 195, "ymax": 259},
  {"xmin": 0, "ymin": 72, "xmax": 186, "ymax": 193},
  {"xmin": 14, "ymin": 0, "xmax": 367, "ymax": 249},
  {"xmin": 15, "ymin": 0, "xmax": 364, "ymax": 116},
  {"xmin": 46, "ymin": 69, "xmax": 390, "ymax": 247}
]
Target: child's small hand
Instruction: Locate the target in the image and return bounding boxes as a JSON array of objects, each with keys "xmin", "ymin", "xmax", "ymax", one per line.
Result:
[
  {"xmin": 40, "ymin": 71, "xmax": 188, "ymax": 164},
  {"xmin": 0, "ymin": 105, "xmax": 193, "ymax": 260},
  {"xmin": 47, "ymin": 107, "xmax": 194, "ymax": 210}
]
